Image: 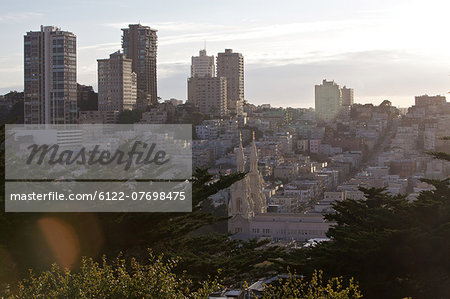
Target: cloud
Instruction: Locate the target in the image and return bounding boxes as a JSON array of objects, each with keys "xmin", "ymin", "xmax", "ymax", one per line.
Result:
[
  {"xmin": 158, "ymin": 62, "xmax": 189, "ymax": 79},
  {"xmin": 158, "ymin": 19, "xmax": 379, "ymax": 46},
  {"xmin": 100, "ymin": 22, "xmax": 129, "ymax": 29},
  {"xmin": 101, "ymin": 21, "xmax": 230, "ymax": 32},
  {"xmin": 102, "ymin": 18, "xmax": 381, "ymax": 48},
  {"xmin": 78, "ymin": 42, "xmax": 119, "ymax": 51},
  {"xmin": 0, "ymin": 12, "xmax": 42, "ymax": 23}
]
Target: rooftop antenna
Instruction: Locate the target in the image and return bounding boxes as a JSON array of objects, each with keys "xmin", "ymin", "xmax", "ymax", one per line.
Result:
[{"xmin": 204, "ymin": 40, "xmax": 206, "ymax": 51}]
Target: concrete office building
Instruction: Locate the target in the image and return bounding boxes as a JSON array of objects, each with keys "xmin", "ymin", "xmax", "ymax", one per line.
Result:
[
  {"xmin": 191, "ymin": 49, "xmax": 215, "ymax": 78},
  {"xmin": 315, "ymin": 79, "xmax": 342, "ymax": 122},
  {"xmin": 24, "ymin": 25, "xmax": 77, "ymax": 124},
  {"xmin": 188, "ymin": 77, "xmax": 227, "ymax": 117},
  {"xmin": 98, "ymin": 51, "xmax": 137, "ymax": 112},
  {"xmin": 341, "ymin": 86, "xmax": 354, "ymax": 106},
  {"xmin": 122, "ymin": 24, "xmax": 158, "ymax": 107},
  {"xmin": 217, "ymin": 49, "xmax": 244, "ymax": 116}
]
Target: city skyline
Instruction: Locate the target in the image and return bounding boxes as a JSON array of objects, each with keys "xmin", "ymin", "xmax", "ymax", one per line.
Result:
[{"xmin": 1, "ymin": 0, "xmax": 449, "ymax": 108}]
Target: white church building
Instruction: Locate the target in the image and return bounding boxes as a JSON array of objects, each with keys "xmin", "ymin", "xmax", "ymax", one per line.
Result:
[{"xmin": 228, "ymin": 134, "xmax": 333, "ymax": 242}]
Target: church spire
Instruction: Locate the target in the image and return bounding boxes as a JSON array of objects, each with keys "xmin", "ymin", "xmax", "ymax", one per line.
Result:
[
  {"xmin": 236, "ymin": 131, "xmax": 245, "ymax": 172},
  {"xmin": 250, "ymin": 131, "xmax": 258, "ymax": 172}
]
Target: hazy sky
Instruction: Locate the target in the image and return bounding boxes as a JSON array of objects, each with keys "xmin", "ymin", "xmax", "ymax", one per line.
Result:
[{"xmin": 0, "ymin": 0, "xmax": 449, "ymax": 108}]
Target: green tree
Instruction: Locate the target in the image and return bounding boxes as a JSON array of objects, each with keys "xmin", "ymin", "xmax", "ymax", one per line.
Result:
[
  {"xmin": 4, "ymin": 251, "xmax": 221, "ymax": 298},
  {"xmin": 262, "ymin": 270, "xmax": 362, "ymax": 299}
]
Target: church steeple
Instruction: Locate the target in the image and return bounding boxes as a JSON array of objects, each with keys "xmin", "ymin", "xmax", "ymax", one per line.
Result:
[
  {"xmin": 228, "ymin": 130, "xmax": 266, "ymax": 228},
  {"xmin": 250, "ymin": 131, "xmax": 258, "ymax": 172},
  {"xmin": 236, "ymin": 131, "xmax": 245, "ymax": 172}
]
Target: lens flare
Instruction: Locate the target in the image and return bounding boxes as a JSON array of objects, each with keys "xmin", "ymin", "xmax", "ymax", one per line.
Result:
[{"xmin": 37, "ymin": 217, "xmax": 80, "ymax": 269}]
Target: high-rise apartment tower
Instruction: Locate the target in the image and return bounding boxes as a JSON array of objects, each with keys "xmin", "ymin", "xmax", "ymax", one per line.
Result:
[
  {"xmin": 97, "ymin": 51, "xmax": 137, "ymax": 112},
  {"xmin": 24, "ymin": 25, "xmax": 77, "ymax": 124},
  {"xmin": 188, "ymin": 77, "xmax": 227, "ymax": 117},
  {"xmin": 217, "ymin": 49, "xmax": 244, "ymax": 116},
  {"xmin": 341, "ymin": 86, "xmax": 354, "ymax": 106},
  {"xmin": 191, "ymin": 49, "xmax": 215, "ymax": 78},
  {"xmin": 122, "ymin": 24, "xmax": 157, "ymax": 107}
]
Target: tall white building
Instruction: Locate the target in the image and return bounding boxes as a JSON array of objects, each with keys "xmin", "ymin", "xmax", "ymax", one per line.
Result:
[
  {"xmin": 315, "ymin": 79, "xmax": 342, "ymax": 122},
  {"xmin": 191, "ymin": 49, "xmax": 215, "ymax": 78},
  {"xmin": 24, "ymin": 25, "xmax": 77, "ymax": 124},
  {"xmin": 98, "ymin": 51, "xmax": 137, "ymax": 112}
]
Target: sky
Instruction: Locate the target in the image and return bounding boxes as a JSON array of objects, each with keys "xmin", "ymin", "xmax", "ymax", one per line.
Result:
[{"xmin": 0, "ymin": 0, "xmax": 449, "ymax": 108}]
